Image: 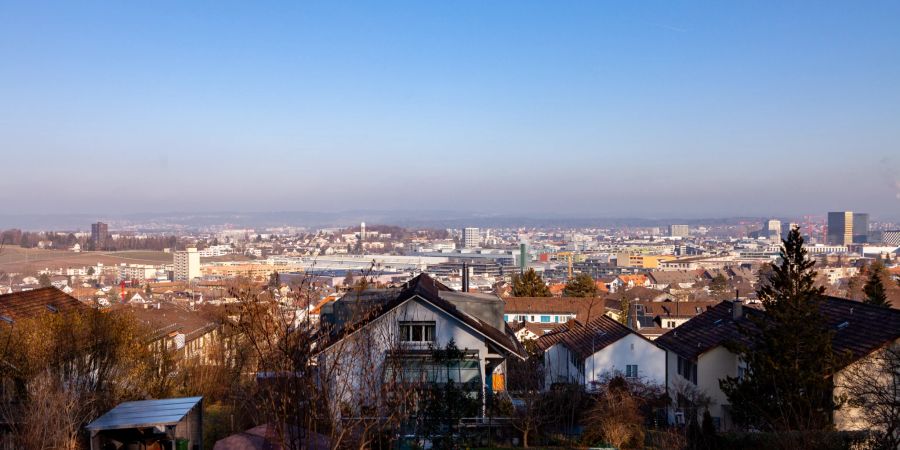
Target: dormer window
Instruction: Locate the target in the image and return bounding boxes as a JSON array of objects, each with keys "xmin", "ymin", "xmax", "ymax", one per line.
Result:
[{"xmin": 400, "ymin": 321, "xmax": 435, "ymax": 343}]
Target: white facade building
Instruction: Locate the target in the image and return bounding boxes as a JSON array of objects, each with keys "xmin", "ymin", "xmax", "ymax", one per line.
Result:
[
  {"xmin": 464, "ymin": 227, "xmax": 480, "ymax": 249},
  {"xmin": 198, "ymin": 245, "xmax": 233, "ymax": 258},
  {"xmin": 538, "ymin": 315, "xmax": 666, "ymax": 391},
  {"xmin": 174, "ymin": 247, "xmax": 201, "ymax": 281}
]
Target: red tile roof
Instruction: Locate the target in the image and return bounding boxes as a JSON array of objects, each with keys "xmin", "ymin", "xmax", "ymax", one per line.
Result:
[
  {"xmin": 536, "ymin": 315, "xmax": 640, "ymax": 360},
  {"xmin": 0, "ymin": 287, "xmax": 87, "ymax": 322}
]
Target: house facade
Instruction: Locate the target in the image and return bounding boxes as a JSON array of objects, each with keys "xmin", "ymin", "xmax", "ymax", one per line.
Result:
[
  {"xmin": 655, "ymin": 297, "xmax": 900, "ymax": 431},
  {"xmin": 537, "ymin": 315, "xmax": 666, "ymax": 391},
  {"xmin": 316, "ymin": 274, "xmax": 525, "ymax": 417}
]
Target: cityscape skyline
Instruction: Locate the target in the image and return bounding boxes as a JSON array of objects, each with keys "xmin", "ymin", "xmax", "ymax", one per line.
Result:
[
  {"xmin": 2, "ymin": 2, "xmax": 900, "ymax": 217},
  {"xmin": 3, "ymin": 2, "xmax": 900, "ymax": 447}
]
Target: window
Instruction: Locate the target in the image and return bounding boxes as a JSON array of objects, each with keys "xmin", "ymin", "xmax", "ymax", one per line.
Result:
[
  {"xmin": 625, "ymin": 364, "xmax": 638, "ymax": 378},
  {"xmin": 667, "ymin": 320, "xmax": 676, "ymax": 328},
  {"xmin": 399, "ymin": 322, "xmax": 435, "ymax": 343},
  {"xmin": 540, "ymin": 315, "xmax": 551, "ymax": 323},
  {"xmin": 677, "ymin": 356, "xmax": 697, "ymax": 384}
]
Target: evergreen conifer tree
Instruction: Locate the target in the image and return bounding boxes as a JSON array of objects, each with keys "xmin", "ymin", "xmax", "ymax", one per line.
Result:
[
  {"xmin": 720, "ymin": 226, "xmax": 839, "ymax": 431},
  {"xmin": 563, "ymin": 272, "xmax": 598, "ymax": 297},
  {"xmin": 863, "ymin": 261, "xmax": 890, "ymax": 307},
  {"xmin": 511, "ymin": 268, "xmax": 551, "ymax": 297}
]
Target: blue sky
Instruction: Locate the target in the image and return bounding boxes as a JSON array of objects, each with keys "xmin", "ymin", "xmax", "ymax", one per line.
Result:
[{"xmin": 1, "ymin": 1, "xmax": 899, "ymax": 219}]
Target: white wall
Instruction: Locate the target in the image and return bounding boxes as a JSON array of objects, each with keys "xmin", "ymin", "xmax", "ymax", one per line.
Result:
[
  {"xmin": 665, "ymin": 346, "xmax": 739, "ymax": 430},
  {"xmin": 543, "ymin": 343, "xmax": 582, "ymax": 388},
  {"xmin": 320, "ymin": 296, "xmax": 496, "ymax": 416},
  {"xmin": 698, "ymin": 346, "xmax": 740, "ymax": 429},
  {"xmin": 585, "ymin": 333, "xmax": 665, "ymax": 387}
]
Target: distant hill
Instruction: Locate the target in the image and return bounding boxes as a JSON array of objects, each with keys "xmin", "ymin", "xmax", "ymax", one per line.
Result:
[{"xmin": 0, "ymin": 211, "xmax": 769, "ymax": 232}]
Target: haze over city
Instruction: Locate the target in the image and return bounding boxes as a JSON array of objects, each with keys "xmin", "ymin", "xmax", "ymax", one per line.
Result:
[{"xmin": 3, "ymin": 1, "xmax": 900, "ymax": 218}]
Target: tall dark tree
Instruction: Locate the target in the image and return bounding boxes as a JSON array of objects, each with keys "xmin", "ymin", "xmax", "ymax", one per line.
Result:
[
  {"xmin": 269, "ymin": 270, "xmax": 281, "ymax": 288},
  {"xmin": 37, "ymin": 273, "xmax": 51, "ymax": 288},
  {"xmin": 563, "ymin": 272, "xmax": 598, "ymax": 298},
  {"xmin": 863, "ymin": 261, "xmax": 890, "ymax": 307},
  {"xmin": 709, "ymin": 274, "xmax": 728, "ymax": 296},
  {"xmin": 720, "ymin": 226, "xmax": 839, "ymax": 431},
  {"xmin": 511, "ymin": 268, "xmax": 551, "ymax": 297}
]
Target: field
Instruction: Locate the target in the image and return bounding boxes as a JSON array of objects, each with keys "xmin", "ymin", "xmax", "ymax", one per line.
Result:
[{"xmin": 0, "ymin": 246, "xmax": 173, "ymax": 274}]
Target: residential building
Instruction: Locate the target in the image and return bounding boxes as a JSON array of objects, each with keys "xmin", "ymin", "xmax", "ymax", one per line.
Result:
[
  {"xmin": 174, "ymin": 247, "xmax": 201, "ymax": 281},
  {"xmin": 316, "ymin": 274, "xmax": 525, "ymax": 416},
  {"xmin": 647, "ymin": 270, "xmax": 698, "ymax": 290},
  {"xmin": 502, "ymin": 297, "xmax": 601, "ymax": 328},
  {"xmin": 91, "ymin": 221, "xmax": 109, "ymax": 249},
  {"xmin": 655, "ymin": 297, "xmax": 900, "ymax": 431},
  {"xmin": 669, "ymin": 224, "xmax": 690, "ymax": 238},
  {"xmin": 0, "ymin": 287, "xmax": 87, "ymax": 323},
  {"xmin": 119, "ymin": 264, "xmax": 160, "ymax": 281},
  {"xmin": 128, "ymin": 302, "xmax": 221, "ymax": 364},
  {"xmin": 464, "ymin": 227, "xmax": 480, "ymax": 248},
  {"xmin": 609, "ymin": 274, "xmax": 651, "ymax": 293},
  {"xmin": 197, "ymin": 245, "xmax": 233, "ymax": 258},
  {"xmin": 537, "ymin": 315, "xmax": 666, "ymax": 390}
]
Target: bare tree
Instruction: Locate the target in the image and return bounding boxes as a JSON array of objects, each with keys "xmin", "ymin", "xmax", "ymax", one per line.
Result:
[
  {"xmin": 505, "ymin": 339, "xmax": 548, "ymax": 447},
  {"xmin": 838, "ymin": 342, "xmax": 900, "ymax": 450},
  {"xmin": 0, "ymin": 308, "xmax": 170, "ymax": 449},
  {"xmin": 582, "ymin": 375, "xmax": 667, "ymax": 450},
  {"xmin": 226, "ymin": 267, "xmax": 421, "ymax": 450}
]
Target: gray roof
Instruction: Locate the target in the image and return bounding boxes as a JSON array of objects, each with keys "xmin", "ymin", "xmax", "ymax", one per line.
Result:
[{"xmin": 86, "ymin": 397, "xmax": 202, "ymax": 431}]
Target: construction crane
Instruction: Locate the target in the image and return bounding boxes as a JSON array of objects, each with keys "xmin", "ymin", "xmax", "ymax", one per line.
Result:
[{"xmin": 557, "ymin": 251, "xmax": 574, "ymax": 279}]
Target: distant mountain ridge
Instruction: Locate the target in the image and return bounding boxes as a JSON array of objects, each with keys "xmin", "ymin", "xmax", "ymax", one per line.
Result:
[{"xmin": 0, "ymin": 211, "xmax": 773, "ymax": 232}]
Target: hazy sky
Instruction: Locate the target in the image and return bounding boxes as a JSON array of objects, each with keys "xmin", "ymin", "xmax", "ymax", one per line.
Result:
[{"xmin": 2, "ymin": 1, "xmax": 899, "ymax": 219}]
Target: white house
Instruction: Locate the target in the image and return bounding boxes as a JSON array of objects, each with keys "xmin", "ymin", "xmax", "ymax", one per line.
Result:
[
  {"xmin": 316, "ymin": 274, "xmax": 526, "ymax": 417},
  {"xmin": 537, "ymin": 315, "xmax": 666, "ymax": 391},
  {"xmin": 654, "ymin": 298, "xmax": 900, "ymax": 431}
]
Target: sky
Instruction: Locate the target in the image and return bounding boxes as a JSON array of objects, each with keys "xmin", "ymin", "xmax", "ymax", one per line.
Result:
[{"xmin": 1, "ymin": 1, "xmax": 899, "ymax": 220}]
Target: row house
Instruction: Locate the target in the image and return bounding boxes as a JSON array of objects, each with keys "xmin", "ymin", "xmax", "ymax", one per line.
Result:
[{"xmin": 654, "ymin": 297, "xmax": 900, "ymax": 431}]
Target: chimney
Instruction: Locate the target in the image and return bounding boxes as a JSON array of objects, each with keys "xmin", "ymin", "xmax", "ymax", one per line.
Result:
[
  {"xmin": 461, "ymin": 261, "xmax": 469, "ymax": 293},
  {"xmin": 732, "ymin": 298, "xmax": 743, "ymax": 320}
]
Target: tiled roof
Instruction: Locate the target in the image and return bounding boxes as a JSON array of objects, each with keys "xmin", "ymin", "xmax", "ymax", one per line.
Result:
[
  {"xmin": 503, "ymin": 297, "xmax": 598, "ymax": 314},
  {"xmin": 607, "ymin": 286, "xmax": 668, "ymax": 302},
  {"xmin": 617, "ymin": 274, "xmax": 648, "ymax": 283},
  {"xmin": 320, "ymin": 274, "xmax": 526, "ymax": 359},
  {"xmin": 122, "ymin": 303, "xmax": 220, "ymax": 340},
  {"xmin": 536, "ymin": 315, "xmax": 638, "ymax": 360},
  {"xmin": 648, "ymin": 270, "xmax": 699, "ymax": 285},
  {"xmin": 0, "ymin": 287, "xmax": 87, "ymax": 322},
  {"xmin": 654, "ymin": 301, "xmax": 751, "ymax": 360},
  {"xmin": 637, "ymin": 300, "xmax": 719, "ymax": 319},
  {"xmin": 655, "ymin": 296, "xmax": 900, "ymax": 365}
]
